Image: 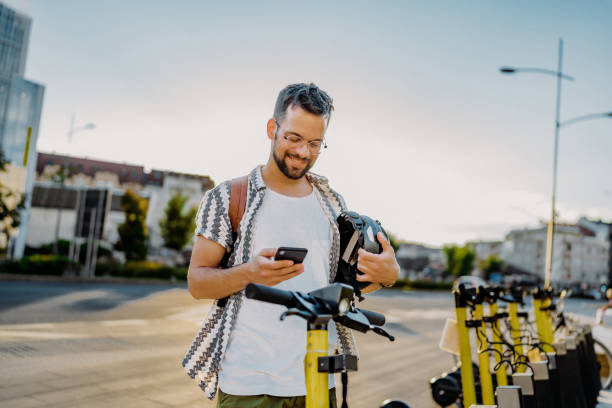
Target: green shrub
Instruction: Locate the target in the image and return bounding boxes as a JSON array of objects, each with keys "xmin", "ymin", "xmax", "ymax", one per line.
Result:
[
  {"xmin": 0, "ymin": 259, "xmax": 22, "ymax": 274},
  {"xmin": 394, "ymin": 279, "xmax": 453, "ymax": 291},
  {"xmin": 120, "ymin": 261, "xmax": 175, "ymax": 280},
  {"xmin": 1, "ymin": 255, "xmax": 187, "ymax": 282},
  {"xmin": 23, "ymin": 254, "xmax": 80, "ymax": 275},
  {"xmin": 78, "ymin": 243, "xmax": 112, "ymax": 264},
  {"xmin": 95, "ymin": 260, "xmax": 186, "ymax": 281},
  {"xmin": 25, "ymin": 239, "xmax": 71, "ymax": 257},
  {"xmin": 0, "ymin": 254, "xmax": 79, "ymax": 276},
  {"xmin": 94, "ymin": 259, "xmax": 121, "ymax": 276},
  {"xmin": 25, "ymin": 240, "xmax": 112, "ymax": 265},
  {"xmin": 173, "ymin": 267, "xmax": 187, "ymax": 281}
]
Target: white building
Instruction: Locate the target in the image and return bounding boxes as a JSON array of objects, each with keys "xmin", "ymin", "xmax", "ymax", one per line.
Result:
[
  {"xmin": 578, "ymin": 217, "xmax": 612, "ymax": 241},
  {"xmin": 26, "ymin": 153, "xmax": 213, "ymax": 259},
  {"xmin": 468, "ymin": 240, "xmax": 503, "ymax": 262},
  {"xmin": 503, "ymin": 224, "xmax": 609, "ymax": 288},
  {"xmin": 396, "ymin": 243, "xmax": 445, "ymax": 279},
  {"xmin": 144, "ymin": 172, "xmax": 204, "ymax": 249}
]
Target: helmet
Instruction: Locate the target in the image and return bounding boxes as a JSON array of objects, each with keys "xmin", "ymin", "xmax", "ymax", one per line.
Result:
[
  {"xmin": 335, "ymin": 211, "xmax": 388, "ymax": 299},
  {"xmin": 380, "ymin": 400, "xmax": 411, "ymax": 408}
]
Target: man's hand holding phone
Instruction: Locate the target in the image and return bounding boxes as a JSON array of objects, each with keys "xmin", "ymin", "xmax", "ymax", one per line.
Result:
[{"xmin": 245, "ymin": 247, "xmax": 307, "ymax": 286}]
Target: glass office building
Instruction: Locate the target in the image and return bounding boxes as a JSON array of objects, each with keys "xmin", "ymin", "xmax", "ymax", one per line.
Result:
[
  {"xmin": 0, "ymin": 2, "xmax": 45, "ymax": 257},
  {"xmin": 0, "ymin": 76, "xmax": 44, "ymax": 163},
  {"xmin": 0, "ymin": 2, "xmax": 30, "ymax": 78}
]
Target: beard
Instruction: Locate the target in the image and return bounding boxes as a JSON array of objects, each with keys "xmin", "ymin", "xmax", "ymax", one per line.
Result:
[{"xmin": 272, "ymin": 139, "xmax": 314, "ymax": 180}]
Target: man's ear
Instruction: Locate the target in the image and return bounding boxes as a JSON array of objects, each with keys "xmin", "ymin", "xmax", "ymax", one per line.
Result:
[{"xmin": 266, "ymin": 118, "xmax": 276, "ymax": 141}]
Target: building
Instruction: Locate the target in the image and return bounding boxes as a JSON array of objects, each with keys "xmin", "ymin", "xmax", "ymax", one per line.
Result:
[
  {"xmin": 28, "ymin": 152, "xmax": 214, "ymax": 264},
  {"xmin": 577, "ymin": 217, "xmax": 612, "ymax": 284},
  {"xmin": 0, "ymin": 2, "xmax": 45, "ymax": 257},
  {"xmin": 467, "ymin": 240, "xmax": 504, "ymax": 279},
  {"xmin": 503, "ymin": 223, "xmax": 610, "ymax": 288},
  {"xmin": 395, "ymin": 243, "xmax": 445, "ymax": 280},
  {"xmin": 468, "ymin": 240, "xmax": 503, "ymax": 262}
]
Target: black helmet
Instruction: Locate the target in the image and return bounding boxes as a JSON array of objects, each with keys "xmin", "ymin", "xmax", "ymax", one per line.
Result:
[{"xmin": 335, "ymin": 211, "xmax": 388, "ymax": 299}]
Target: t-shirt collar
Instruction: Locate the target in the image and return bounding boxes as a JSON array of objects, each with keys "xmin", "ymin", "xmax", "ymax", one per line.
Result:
[{"xmin": 249, "ymin": 165, "xmax": 329, "ymax": 192}]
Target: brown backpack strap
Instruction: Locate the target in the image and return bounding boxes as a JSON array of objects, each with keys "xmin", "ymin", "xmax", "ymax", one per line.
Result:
[
  {"xmin": 229, "ymin": 175, "xmax": 248, "ymax": 233},
  {"xmin": 218, "ymin": 175, "xmax": 248, "ymax": 308}
]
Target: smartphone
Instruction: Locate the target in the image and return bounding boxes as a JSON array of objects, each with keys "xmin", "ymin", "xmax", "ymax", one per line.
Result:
[{"xmin": 274, "ymin": 247, "xmax": 308, "ymax": 264}]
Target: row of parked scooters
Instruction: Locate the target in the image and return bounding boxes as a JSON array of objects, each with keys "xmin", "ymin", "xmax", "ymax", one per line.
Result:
[{"xmin": 430, "ymin": 284, "xmax": 610, "ymax": 408}]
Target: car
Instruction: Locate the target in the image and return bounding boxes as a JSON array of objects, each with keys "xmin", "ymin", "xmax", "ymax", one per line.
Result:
[
  {"xmin": 452, "ymin": 275, "xmax": 487, "ymax": 292},
  {"xmin": 567, "ymin": 285, "xmax": 604, "ymax": 300}
]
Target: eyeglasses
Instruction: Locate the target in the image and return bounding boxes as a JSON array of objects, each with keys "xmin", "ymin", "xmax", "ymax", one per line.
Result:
[
  {"xmin": 276, "ymin": 121, "xmax": 327, "ymax": 154},
  {"xmin": 282, "ymin": 134, "xmax": 327, "ymax": 154}
]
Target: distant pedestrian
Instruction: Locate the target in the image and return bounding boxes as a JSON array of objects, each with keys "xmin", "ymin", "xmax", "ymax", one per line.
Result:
[{"xmin": 182, "ymin": 83, "xmax": 399, "ymax": 407}]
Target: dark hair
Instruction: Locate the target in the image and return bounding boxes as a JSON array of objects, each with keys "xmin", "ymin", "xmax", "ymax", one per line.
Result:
[{"xmin": 273, "ymin": 83, "xmax": 334, "ymax": 125}]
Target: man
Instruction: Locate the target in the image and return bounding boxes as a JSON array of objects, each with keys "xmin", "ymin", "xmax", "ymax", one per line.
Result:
[{"xmin": 183, "ymin": 83, "xmax": 400, "ymax": 407}]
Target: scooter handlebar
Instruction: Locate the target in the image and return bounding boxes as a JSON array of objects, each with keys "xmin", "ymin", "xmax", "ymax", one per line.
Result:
[
  {"xmin": 245, "ymin": 283, "xmax": 296, "ymax": 308},
  {"xmin": 357, "ymin": 308, "xmax": 386, "ymax": 326},
  {"xmin": 246, "ymin": 283, "xmax": 388, "ymax": 327}
]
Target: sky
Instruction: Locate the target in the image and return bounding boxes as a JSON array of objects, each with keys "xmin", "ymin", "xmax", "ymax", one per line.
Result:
[{"xmin": 7, "ymin": 0, "xmax": 612, "ymax": 247}]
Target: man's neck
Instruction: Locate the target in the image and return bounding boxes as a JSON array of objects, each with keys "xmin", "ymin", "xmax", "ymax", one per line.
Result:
[{"xmin": 261, "ymin": 161, "xmax": 313, "ymax": 197}]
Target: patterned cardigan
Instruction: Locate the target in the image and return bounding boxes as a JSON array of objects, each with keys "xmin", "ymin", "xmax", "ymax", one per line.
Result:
[{"xmin": 181, "ymin": 166, "xmax": 358, "ymax": 399}]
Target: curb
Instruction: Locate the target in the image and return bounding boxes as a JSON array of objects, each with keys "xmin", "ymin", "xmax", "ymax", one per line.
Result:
[{"xmin": 0, "ymin": 273, "xmax": 188, "ymax": 286}]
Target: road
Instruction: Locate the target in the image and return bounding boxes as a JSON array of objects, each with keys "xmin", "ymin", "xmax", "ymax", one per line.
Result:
[
  {"xmin": 0, "ymin": 279, "xmax": 609, "ymax": 408},
  {"xmin": 0, "ymin": 280, "xmax": 179, "ymax": 324}
]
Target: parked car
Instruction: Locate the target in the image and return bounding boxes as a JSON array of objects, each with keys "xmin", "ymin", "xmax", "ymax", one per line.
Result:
[
  {"xmin": 567, "ymin": 285, "xmax": 604, "ymax": 300},
  {"xmin": 452, "ymin": 275, "xmax": 487, "ymax": 292}
]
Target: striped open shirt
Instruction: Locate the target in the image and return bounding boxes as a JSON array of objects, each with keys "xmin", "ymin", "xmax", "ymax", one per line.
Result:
[{"xmin": 182, "ymin": 166, "xmax": 358, "ymax": 399}]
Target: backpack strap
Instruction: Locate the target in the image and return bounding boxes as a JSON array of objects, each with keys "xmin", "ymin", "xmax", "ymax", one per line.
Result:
[
  {"xmin": 228, "ymin": 175, "xmax": 248, "ymax": 234},
  {"xmin": 217, "ymin": 175, "xmax": 248, "ymax": 308}
]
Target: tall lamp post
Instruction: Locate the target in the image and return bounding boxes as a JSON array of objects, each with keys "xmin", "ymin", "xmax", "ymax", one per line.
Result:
[
  {"xmin": 68, "ymin": 113, "xmax": 95, "ymax": 142},
  {"xmin": 500, "ymin": 38, "xmax": 612, "ymax": 288},
  {"xmin": 53, "ymin": 115, "xmax": 95, "ymax": 255}
]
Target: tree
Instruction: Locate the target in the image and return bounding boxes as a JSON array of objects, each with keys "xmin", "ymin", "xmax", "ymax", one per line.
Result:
[
  {"xmin": 385, "ymin": 231, "xmax": 402, "ymax": 253},
  {"xmin": 159, "ymin": 191, "xmax": 198, "ymax": 250},
  {"xmin": 443, "ymin": 244, "xmax": 476, "ymax": 277},
  {"xmin": 480, "ymin": 254, "xmax": 504, "ymax": 280},
  {"xmin": 0, "ymin": 149, "xmax": 25, "ymax": 252},
  {"xmin": 442, "ymin": 245, "xmax": 457, "ymax": 276},
  {"xmin": 51, "ymin": 164, "xmax": 76, "ymax": 255},
  {"xmin": 115, "ymin": 189, "xmax": 149, "ymax": 260}
]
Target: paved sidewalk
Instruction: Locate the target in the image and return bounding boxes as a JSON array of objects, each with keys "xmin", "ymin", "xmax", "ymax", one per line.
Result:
[
  {"xmin": 0, "ymin": 287, "xmax": 457, "ymax": 407},
  {"xmin": 0, "ymin": 288, "xmax": 218, "ymax": 408},
  {"xmin": 2, "ymin": 284, "xmax": 608, "ymax": 407}
]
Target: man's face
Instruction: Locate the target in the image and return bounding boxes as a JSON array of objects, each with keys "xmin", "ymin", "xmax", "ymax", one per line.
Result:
[{"xmin": 270, "ymin": 105, "xmax": 326, "ymax": 180}]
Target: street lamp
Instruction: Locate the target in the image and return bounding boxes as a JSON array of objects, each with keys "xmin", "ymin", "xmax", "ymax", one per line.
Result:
[
  {"xmin": 54, "ymin": 114, "xmax": 96, "ymax": 256},
  {"xmin": 67, "ymin": 113, "xmax": 96, "ymax": 143},
  {"xmin": 560, "ymin": 111, "xmax": 612, "ymax": 127},
  {"xmin": 499, "ymin": 66, "xmax": 575, "ymax": 81},
  {"xmin": 500, "ymin": 38, "xmax": 612, "ymax": 289}
]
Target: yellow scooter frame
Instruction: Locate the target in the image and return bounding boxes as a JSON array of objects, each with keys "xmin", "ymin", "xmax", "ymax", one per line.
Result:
[{"xmin": 305, "ymin": 328, "xmax": 330, "ymax": 408}]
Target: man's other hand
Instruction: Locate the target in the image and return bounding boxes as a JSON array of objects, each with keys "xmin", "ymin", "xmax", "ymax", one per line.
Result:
[
  {"xmin": 246, "ymin": 248, "xmax": 305, "ymax": 286},
  {"xmin": 356, "ymin": 232, "xmax": 400, "ymax": 287}
]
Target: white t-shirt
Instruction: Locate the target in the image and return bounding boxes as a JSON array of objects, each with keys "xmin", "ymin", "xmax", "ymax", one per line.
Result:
[{"xmin": 219, "ymin": 187, "xmax": 336, "ymax": 396}]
